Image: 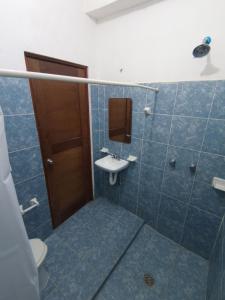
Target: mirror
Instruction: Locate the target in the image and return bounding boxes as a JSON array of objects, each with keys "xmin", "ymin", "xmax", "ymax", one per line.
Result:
[{"xmin": 108, "ymin": 98, "xmax": 132, "ymax": 144}]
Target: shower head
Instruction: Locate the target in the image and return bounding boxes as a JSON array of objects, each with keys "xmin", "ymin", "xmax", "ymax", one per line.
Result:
[{"xmin": 193, "ymin": 36, "xmax": 212, "ymax": 58}]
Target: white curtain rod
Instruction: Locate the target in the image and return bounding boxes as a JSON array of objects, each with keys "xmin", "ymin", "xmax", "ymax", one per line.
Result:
[{"xmin": 0, "ymin": 69, "xmax": 159, "ymax": 92}]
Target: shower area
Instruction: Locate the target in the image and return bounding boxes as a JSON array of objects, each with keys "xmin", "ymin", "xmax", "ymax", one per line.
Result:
[{"xmin": 1, "ymin": 66, "xmax": 225, "ymax": 299}]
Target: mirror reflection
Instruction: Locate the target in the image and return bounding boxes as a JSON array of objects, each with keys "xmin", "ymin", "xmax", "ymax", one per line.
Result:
[{"xmin": 108, "ymin": 98, "xmax": 132, "ymax": 144}]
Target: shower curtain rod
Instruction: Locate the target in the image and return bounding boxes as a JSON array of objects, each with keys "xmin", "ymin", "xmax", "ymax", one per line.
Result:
[{"xmin": 0, "ymin": 69, "xmax": 159, "ymax": 92}]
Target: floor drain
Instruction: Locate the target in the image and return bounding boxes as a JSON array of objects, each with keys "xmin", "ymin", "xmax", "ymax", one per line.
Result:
[{"xmin": 144, "ymin": 274, "xmax": 155, "ymax": 287}]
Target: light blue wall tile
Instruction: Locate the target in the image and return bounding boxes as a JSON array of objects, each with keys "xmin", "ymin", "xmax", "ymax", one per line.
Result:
[
  {"xmin": 170, "ymin": 116, "xmax": 207, "ymax": 150},
  {"xmin": 207, "ymin": 223, "xmax": 223, "ymax": 299},
  {"xmin": 144, "ymin": 114, "xmax": 172, "ymax": 143},
  {"xmin": 147, "ymin": 83, "xmax": 177, "ymax": 115},
  {"xmin": 92, "ymin": 109, "xmax": 99, "ymax": 131},
  {"xmin": 118, "ymin": 180, "xmax": 138, "ymax": 214},
  {"xmin": 98, "ymin": 85, "xmax": 105, "ymax": 110},
  {"xmin": 120, "ymin": 137, "xmax": 142, "ymax": 160},
  {"xmin": 182, "ymin": 206, "xmax": 221, "ymax": 258},
  {"xmin": 210, "ymin": 81, "xmax": 225, "ymax": 119},
  {"xmin": 162, "ymin": 172, "xmax": 193, "ymax": 203},
  {"xmin": 203, "ymin": 119, "xmax": 225, "ymax": 156},
  {"xmin": 120, "ymin": 162, "xmax": 140, "ymax": 184},
  {"xmin": 9, "ymin": 147, "xmax": 43, "ymax": 183},
  {"xmin": 90, "ymin": 85, "xmax": 98, "ymax": 110},
  {"xmin": 165, "ymin": 146, "xmax": 200, "ymax": 178},
  {"xmin": 197, "ymin": 152, "xmax": 225, "ymax": 184},
  {"xmin": 0, "ymin": 78, "xmax": 33, "ymax": 114},
  {"xmin": 5, "ymin": 115, "xmax": 39, "ymax": 152},
  {"xmin": 140, "ymin": 164, "xmax": 163, "ymax": 194},
  {"xmin": 137, "ymin": 190, "xmax": 160, "ymax": 227},
  {"xmin": 104, "ymin": 85, "xmax": 124, "ymax": 109},
  {"xmin": 157, "ymin": 195, "xmax": 188, "ymax": 243},
  {"xmin": 142, "ymin": 140, "xmax": 167, "ymax": 169},
  {"xmin": 191, "ymin": 180, "xmax": 225, "ymax": 217},
  {"xmin": 174, "ymin": 81, "xmax": 215, "ymax": 117},
  {"xmin": 15, "ymin": 174, "xmax": 48, "ymax": 206},
  {"xmin": 124, "ymin": 86, "xmax": 146, "ymax": 112},
  {"xmin": 132, "ymin": 112, "xmax": 145, "ymax": 139},
  {"xmin": 23, "ymin": 200, "xmax": 51, "ymax": 230}
]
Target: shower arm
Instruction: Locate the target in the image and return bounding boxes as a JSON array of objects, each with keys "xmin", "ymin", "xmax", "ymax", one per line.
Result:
[{"xmin": 0, "ymin": 68, "xmax": 159, "ymax": 92}]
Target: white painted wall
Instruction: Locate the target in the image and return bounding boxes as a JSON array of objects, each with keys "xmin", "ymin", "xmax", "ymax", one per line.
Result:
[
  {"xmin": 0, "ymin": 0, "xmax": 97, "ymax": 75},
  {"xmin": 94, "ymin": 0, "xmax": 225, "ymax": 82}
]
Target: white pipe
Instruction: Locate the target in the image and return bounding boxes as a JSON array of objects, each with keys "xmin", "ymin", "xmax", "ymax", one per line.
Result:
[
  {"xmin": 0, "ymin": 69, "xmax": 159, "ymax": 92},
  {"xmin": 109, "ymin": 172, "xmax": 118, "ymax": 186}
]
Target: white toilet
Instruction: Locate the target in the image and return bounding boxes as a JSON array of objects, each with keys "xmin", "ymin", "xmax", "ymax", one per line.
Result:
[{"xmin": 29, "ymin": 238, "xmax": 49, "ymax": 291}]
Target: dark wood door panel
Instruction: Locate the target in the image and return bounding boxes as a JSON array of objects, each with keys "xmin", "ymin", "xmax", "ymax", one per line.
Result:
[{"xmin": 25, "ymin": 52, "xmax": 93, "ymax": 227}]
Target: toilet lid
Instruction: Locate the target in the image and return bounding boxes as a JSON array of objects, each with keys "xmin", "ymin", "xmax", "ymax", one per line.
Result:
[{"xmin": 29, "ymin": 238, "xmax": 48, "ymax": 267}]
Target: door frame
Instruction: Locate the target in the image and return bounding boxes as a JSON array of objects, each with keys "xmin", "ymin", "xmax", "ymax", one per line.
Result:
[{"xmin": 24, "ymin": 51, "xmax": 93, "ymax": 228}]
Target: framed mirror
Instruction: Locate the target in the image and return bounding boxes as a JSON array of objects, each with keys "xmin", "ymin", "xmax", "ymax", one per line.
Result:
[{"xmin": 108, "ymin": 98, "xmax": 132, "ymax": 144}]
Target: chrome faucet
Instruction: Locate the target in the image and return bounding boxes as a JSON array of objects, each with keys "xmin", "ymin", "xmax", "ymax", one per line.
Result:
[{"xmin": 108, "ymin": 152, "xmax": 120, "ymax": 160}]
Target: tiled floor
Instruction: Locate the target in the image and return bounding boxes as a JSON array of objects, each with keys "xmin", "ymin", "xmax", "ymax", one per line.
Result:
[{"xmin": 41, "ymin": 198, "xmax": 208, "ymax": 300}]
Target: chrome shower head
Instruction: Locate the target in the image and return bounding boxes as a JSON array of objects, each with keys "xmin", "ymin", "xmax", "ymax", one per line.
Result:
[{"xmin": 193, "ymin": 36, "xmax": 212, "ymax": 58}]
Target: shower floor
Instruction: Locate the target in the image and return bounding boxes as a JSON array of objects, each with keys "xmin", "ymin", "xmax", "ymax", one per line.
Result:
[{"xmin": 41, "ymin": 198, "xmax": 208, "ymax": 300}]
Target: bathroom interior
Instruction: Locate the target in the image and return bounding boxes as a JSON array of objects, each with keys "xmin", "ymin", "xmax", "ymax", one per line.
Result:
[{"xmin": 1, "ymin": 0, "xmax": 225, "ymax": 299}]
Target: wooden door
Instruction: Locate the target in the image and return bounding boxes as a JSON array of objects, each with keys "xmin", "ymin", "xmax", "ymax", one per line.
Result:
[{"xmin": 25, "ymin": 52, "xmax": 93, "ymax": 228}]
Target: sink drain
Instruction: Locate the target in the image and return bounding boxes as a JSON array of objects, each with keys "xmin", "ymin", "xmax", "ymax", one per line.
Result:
[{"xmin": 144, "ymin": 274, "xmax": 155, "ymax": 287}]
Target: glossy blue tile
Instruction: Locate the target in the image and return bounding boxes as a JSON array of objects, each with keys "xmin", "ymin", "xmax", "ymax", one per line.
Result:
[
  {"xmin": 197, "ymin": 152, "xmax": 225, "ymax": 184},
  {"xmin": 167, "ymin": 248, "xmax": 208, "ymax": 300},
  {"xmin": 157, "ymin": 195, "xmax": 188, "ymax": 243},
  {"xmin": 9, "ymin": 147, "xmax": 43, "ymax": 183},
  {"xmin": 137, "ymin": 189, "xmax": 160, "ymax": 227},
  {"xmin": 104, "ymin": 135, "xmax": 122, "ymax": 155},
  {"xmin": 165, "ymin": 146, "xmax": 200, "ymax": 178},
  {"xmin": 142, "ymin": 140, "xmax": 167, "ymax": 169},
  {"xmin": 147, "ymin": 83, "xmax": 177, "ymax": 115},
  {"xmin": 207, "ymin": 225, "xmax": 223, "ymax": 299},
  {"xmin": 132, "ymin": 112, "xmax": 145, "ymax": 139},
  {"xmin": 210, "ymin": 81, "xmax": 225, "ymax": 119},
  {"xmin": 140, "ymin": 163, "xmax": 163, "ymax": 194},
  {"xmin": 0, "ymin": 78, "xmax": 33, "ymax": 114},
  {"xmin": 191, "ymin": 180, "xmax": 225, "ymax": 217},
  {"xmin": 54, "ymin": 199, "xmax": 143, "ymax": 300},
  {"xmin": 161, "ymin": 172, "xmax": 193, "ymax": 203},
  {"xmin": 15, "ymin": 174, "xmax": 48, "ymax": 206},
  {"xmin": 144, "ymin": 114, "xmax": 172, "ymax": 143},
  {"xmin": 23, "ymin": 199, "xmax": 51, "ymax": 230},
  {"xmin": 203, "ymin": 119, "xmax": 225, "ymax": 156},
  {"xmin": 96, "ymin": 225, "xmax": 179, "ymax": 300},
  {"xmin": 35, "ymin": 220, "xmax": 53, "ymax": 240},
  {"xmin": 99, "ymin": 109, "xmax": 105, "ymax": 131},
  {"xmin": 120, "ymin": 161, "xmax": 140, "ymax": 184},
  {"xmin": 91, "ymin": 85, "xmax": 99, "ymax": 110},
  {"xmin": 104, "ymin": 85, "xmax": 124, "ymax": 109},
  {"xmin": 124, "ymin": 86, "xmax": 147, "ymax": 112},
  {"xmin": 92, "ymin": 109, "xmax": 99, "ymax": 131},
  {"xmin": 120, "ymin": 137, "xmax": 142, "ymax": 160},
  {"xmin": 182, "ymin": 206, "xmax": 221, "ymax": 258},
  {"xmin": 170, "ymin": 116, "xmax": 207, "ymax": 150},
  {"xmin": 118, "ymin": 180, "xmax": 138, "ymax": 214},
  {"xmin": 98, "ymin": 85, "xmax": 105, "ymax": 110},
  {"xmin": 5, "ymin": 115, "xmax": 39, "ymax": 152},
  {"xmin": 174, "ymin": 81, "xmax": 215, "ymax": 117}
]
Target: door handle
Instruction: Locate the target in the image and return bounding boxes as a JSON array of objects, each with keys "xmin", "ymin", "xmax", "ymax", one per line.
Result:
[{"xmin": 46, "ymin": 158, "xmax": 54, "ymax": 166}]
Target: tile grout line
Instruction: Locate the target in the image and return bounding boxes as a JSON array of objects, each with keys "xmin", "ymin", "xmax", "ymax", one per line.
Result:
[
  {"xmin": 156, "ymin": 82, "xmax": 179, "ymax": 229},
  {"xmin": 135, "ymin": 89, "xmax": 148, "ymax": 215},
  {"xmin": 9, "ymin": 144, "xmax": 40, "ymax": 154}
]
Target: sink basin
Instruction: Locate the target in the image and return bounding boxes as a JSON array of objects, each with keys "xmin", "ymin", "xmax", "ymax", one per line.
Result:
[{"xmin": 95, "ymin": 155, "xmax": 129, "ymax": 173}]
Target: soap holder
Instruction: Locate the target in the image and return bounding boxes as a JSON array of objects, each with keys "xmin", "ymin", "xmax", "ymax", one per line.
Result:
[
  {"xmin": 212, "ymin": 177, "xmax": 225, "ymax": 192},
  {"xmin": 100, "ymin": 147, "xmax": 109, "ymax": 153},
  {"xmin": 127, "ymin": 155, "xmax": 138, "ymax": 162}
]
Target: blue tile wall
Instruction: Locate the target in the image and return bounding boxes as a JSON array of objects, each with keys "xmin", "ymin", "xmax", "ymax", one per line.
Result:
[
  {"xmin": 91, "ymin": 80, "xmax": 225, "ymax": 260},
  {"xmin": 207, "ymin": 216, "xmax": 225, "ymax": 299},
  {"xmin": 0, "ymin": 77, "xmax": 52, "ymax": 240}
]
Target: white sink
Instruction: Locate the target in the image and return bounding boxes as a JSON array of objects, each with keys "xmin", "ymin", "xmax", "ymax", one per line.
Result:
[{"xmin": 95, "ymin": 155, "xmax": 129, "ymax": 173}]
